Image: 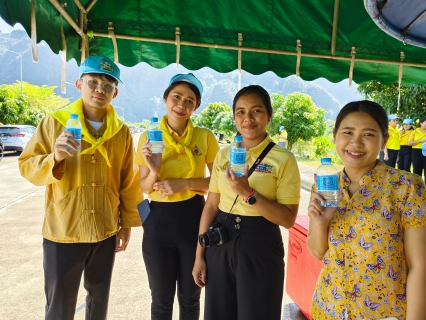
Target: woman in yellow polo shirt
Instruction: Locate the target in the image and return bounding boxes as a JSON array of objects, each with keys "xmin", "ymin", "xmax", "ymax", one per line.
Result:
[
  {"xmin": 408, "ymin": 116, "xmax": 426, "ymax": 179},
  {"xmin": 383, "ymin": 114, "xmax": 400, "ymax": 168},
  {"xmin": 136, "ymin": 73, "xmax": 219, "ymax": 320},
  {"xmin": 398, "ymin": 118, "xmax": 414, "ymax": 172},
  {"xmin": 192, "ymin": 85, "xmax": 301, "ymax": 320}
]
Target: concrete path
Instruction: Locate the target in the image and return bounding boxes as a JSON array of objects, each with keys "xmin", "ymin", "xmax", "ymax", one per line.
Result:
[{"xmin": 0, "ymin": 148, "xmax": 316, "ymax": 320}]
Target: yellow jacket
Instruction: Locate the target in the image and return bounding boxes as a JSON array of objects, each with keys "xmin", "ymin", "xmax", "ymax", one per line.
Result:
[{"xmin": 18, "ymin": 115, "xmax": 142, "ymax": 243}]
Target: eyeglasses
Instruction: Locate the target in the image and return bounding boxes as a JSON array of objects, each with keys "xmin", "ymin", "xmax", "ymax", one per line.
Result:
[{"xmin": 80, "ymin": 78, "xmax": 116, "ymax": 93}]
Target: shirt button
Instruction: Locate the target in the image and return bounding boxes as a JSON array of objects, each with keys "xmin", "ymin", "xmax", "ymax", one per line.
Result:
[
  {"xmin": 92, "ymin": 183, "xmax": 96, "ymax": 187},
  {"xmin": 92, "ymin": 159, "xmax": 96, "ymax": 163}
]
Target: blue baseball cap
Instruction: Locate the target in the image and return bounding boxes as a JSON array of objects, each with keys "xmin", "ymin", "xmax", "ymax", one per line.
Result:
[
  {"xmin": 403, "ymin": 118, "xmax": 413, "ymax": 124},
  {"xmin": 79, "ymin": 56, "xmax": 122, "ymax": 83},
  {"xmin": 388, "ymin": 114, "xmax": 400, "ymax": 121},
  {"xmin": 168, "ymin": 73, "xmax": 203, "ymax": 96},
  {"xmin": 279, "ymin": 126, "xmax": 285, "ymax": 131},
  {"xmin": 422, "ymin": 142, "xmax": 426, "ymax": 156}
]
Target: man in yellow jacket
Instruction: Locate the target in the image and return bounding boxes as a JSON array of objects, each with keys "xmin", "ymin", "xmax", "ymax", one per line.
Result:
[{"xmin": 18, "ymin": 56, "xmax": 142, "ymax": 320}]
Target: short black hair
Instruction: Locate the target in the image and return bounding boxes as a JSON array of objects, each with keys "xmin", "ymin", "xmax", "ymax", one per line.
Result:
[
  {"xmin": 334, "ymin": 100, "xmax": 388, "ymax": 138},
  {"xmin": 232, "ymin": 85, "xmax": 272, "ymax": 118},
  {"xmin": 81, "ymin": 73, "xmax": 118, "ymax": 85}
]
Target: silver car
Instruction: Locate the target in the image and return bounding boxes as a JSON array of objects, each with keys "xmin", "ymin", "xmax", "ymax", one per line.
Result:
[{"xmin": 0, "ymin": 125, "xmax": 36, "ymax": 154}]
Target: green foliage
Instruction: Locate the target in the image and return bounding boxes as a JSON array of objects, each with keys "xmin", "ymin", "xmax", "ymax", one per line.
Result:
[
  {"xmin": 0, "ymin": 82, "xmax": 69, "ymax": 126},
  {"xmin": 197, "ymin": 102, "xmax": 231, "ymax": 130},
  {"xmin": 313, "ymin": 136, "xmax": 333, "ymax": 158},
  {"xmin": 272, "ymin": 92, "xmax": 327, "ymax": 150},
  {"xmin": 357, "ymin": 80, "xmax": 426, "ymax": 121},
  {"xmin": 212, "ymin": 111, "xmax": 236, "ymax": 136}
]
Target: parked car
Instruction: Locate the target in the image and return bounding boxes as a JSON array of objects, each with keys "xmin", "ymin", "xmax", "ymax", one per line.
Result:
[
  {"xmin": 0, "ymin": 125, "xmax": 36, "ymax": 154},
  {"xmin": 0, "ymin": 138, "xmax": 3, "ymax": 161}
]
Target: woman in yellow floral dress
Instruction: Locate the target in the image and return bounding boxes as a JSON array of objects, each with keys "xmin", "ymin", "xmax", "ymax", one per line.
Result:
[{"xmin": 307, "ymin": 101, "xmax": 426, "ymax": 319}]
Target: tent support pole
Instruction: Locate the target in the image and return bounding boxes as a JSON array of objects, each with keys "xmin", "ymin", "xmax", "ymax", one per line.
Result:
[
  {"xmin": 397, "ymin": 52, "xmax": 405, "ymax": 111},
  {"xmin": 61, "ymin": 18, "xmax": 67, "ymax": 94},
  {"xmin": 48, "ymin": 0, "xmax": 84, "ymax": 37},
  {"xmin": 349, "ymin": 47, "xmax": 356, "ymax": 87},
  {"xmin": 108, "ymin": 22, "xmax": 119, "ymax": 64},
  {"xmin": 331, "ymin": 0, "xmax": 340, "ymax": 56},
  {"xmin": 238, "ymin": 33, "xmax": 243, "ymax": 90},
  {"xmin": 91, "ymin": 31, "xmax": 426, "ymax": 69},
  {"xmin": 30, "ymin": 0, "xmax": 38, "ymax": 62},
  {"xmin": 296, "ymin": 40, "xmax": 301, "ymax": 76},
  {"xmin": 175, "ymin": 27, "xmax": 181, "ymax": 67}
]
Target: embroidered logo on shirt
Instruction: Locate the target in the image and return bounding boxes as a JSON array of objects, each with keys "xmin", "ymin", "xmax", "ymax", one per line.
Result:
[
  {"xmin": 192, "ymin": 145, "xmax": 203, "ymax": 156},
  {"xmin": 254, "ymin": 163, "xmax": 273, "ymax": 173}
]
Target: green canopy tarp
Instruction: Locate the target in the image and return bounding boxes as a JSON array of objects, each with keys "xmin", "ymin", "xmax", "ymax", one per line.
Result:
[{"xmin": 1, "ymin": 0, "xmax": 425, "ymax": 85}]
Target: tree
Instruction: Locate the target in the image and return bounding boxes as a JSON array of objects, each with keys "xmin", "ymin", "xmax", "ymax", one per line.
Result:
[
  {"xmin": 212, "ymin": 111, "xmax": 236, "ymax": 137},
  {"xmin": 357, "ymin": 80, "xmax": 426, "ymax": 121},
  {"xmin": 0, "ymin": 82, "xmax": 69, "ymax": 126},
  {"xmin": 272, "ymin": 92, "xmax": 326, "ymax": 150},
  {"xmin": 197, "ymin": 102, "xmax": 231, "ymax": 130}
]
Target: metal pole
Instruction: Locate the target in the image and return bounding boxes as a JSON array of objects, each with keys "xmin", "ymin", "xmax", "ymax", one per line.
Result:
[{"xmin": 0, "ymin": 47, "xmax": 23, "ymax": 95}]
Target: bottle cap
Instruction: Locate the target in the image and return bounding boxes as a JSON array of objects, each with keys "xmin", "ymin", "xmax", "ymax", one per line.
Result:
[
  {"xmin": 234, "ymin": 135, "xmax": 243, "ymax": 142},
  {"xmin": 321, "ymin": 157, "xmax": 332, "ymax": 164},
  {"xmin": 150, "ymin": 117, "xmax": 158, "ymax": 122},
  {"xmin": 70, "ymin": 114, "xmax": 78, "ymax": 119}
]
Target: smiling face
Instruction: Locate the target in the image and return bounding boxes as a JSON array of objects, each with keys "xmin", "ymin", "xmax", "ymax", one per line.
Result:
[
  {"xmin": 333, "ymin": 111, "xmax": 388, "ymax": 175},
  {"xmin": 233, "ymin": 93, "xmax": 271, "ymax": 148},
  {"xmin": 164, "ymin": 83, "xmax": 198, "ymax": 127}
]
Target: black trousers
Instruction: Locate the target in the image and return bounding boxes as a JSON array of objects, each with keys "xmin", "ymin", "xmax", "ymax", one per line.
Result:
[
  {"xmin": 384, "ymin": 148, "xmax": 399, "ymax": 168},
  {"xmin": 204, "ymin": 210, "xmax": 285, "ymax": 320},
  {"xmin": 412, "ymin": 148, "xmax": 426, "ymax": 179},
  {"xmin": 142, "ymin": 195, "xmax": 204, "ymax": 320},
  {"xmin": 397, "ymin": 145, "xmax": 412, "ymax": 172},
  {"xmin": 43, "ymin": 235, "xmax": 116, "ymax": 320}
]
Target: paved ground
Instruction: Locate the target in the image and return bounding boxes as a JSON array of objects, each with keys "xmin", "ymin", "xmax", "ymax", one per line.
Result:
[{"xmin": 0, "ymin": 143, "xmax": 316, "ymax": 320}]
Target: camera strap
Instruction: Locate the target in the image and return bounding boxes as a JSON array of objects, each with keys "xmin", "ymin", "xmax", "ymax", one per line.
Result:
[{"xmin": 227, "ymin": 141, "xmax": 275, "ymax": 214}]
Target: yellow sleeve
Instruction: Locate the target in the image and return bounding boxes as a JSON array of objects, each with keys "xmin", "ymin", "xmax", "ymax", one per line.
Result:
[
  {"xmin": 118, "ymin": 129, "xmax": 143, "ymax": 228},
  {"xmin": 18, "ymin": 116, "xmax": 64, "ymax": 186}
]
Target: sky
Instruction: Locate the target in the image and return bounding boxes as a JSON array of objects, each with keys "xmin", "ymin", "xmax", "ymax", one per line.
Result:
[{"xmin": 0, "ymin": 17, "xmax": 24, "ymax": 33}]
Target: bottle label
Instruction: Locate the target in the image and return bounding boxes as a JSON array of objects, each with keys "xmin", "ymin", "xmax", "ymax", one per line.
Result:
[
  {"xmin": 66, "ymin": 127, "xmax": 82, "ymax": 140},
  {"xmin": 316, "ymin": 174, "xmax": 338, "ymax": 191},
  {"xmin": 230, "ymin": 150, "xmax": 246, "ymax": 165},
  {"xmin": 148, "ymin": 130, "xmax": 162, "ymax": 142}
]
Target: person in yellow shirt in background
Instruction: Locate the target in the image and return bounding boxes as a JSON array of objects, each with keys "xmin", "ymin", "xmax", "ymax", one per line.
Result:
[
  {"xmin": 278, "ymin": 125, "xmax": 288, "ymax": 148},
  {"xmin": 136, "ymin": 73, "xmax": 219, "ymax": 320},
  {"xmin": 398, "ymin": 118, "xmax": 414, "ymax": 172},
  {"xmin": 18, "ymin": 56, "xmax": 142, "ymax": 320},
  {"xmin": 408, "ymin": 117, "xmax": 426, "ymax": 180},
  {"xmin": 383, "ymin": 114, "xmax": 400, "ymax": 168}
]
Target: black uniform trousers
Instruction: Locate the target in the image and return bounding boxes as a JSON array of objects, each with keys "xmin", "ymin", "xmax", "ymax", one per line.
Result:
[
  {"xmin": 142, "ymin": 195, "xmax": 204, "ymax": 320},
  {"xmin": 397, "ymin": 145, "xmax": 412, "ymax": 172},
  {"xmin": 384, "ymin": 148, "xmax": 399, "ymax": 168},
  {"xmin": 204, "ymin": 210, "xmax": 285, "ymax": 320},
  {"xmin": 43, "ymin": 235, "xmax": 116, "ymax": 320},
  {"xmin": 412, "ymin": 148, "xmax": 426, "ymax": 179}
]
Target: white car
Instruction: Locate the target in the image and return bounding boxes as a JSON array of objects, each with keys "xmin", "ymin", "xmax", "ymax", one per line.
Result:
[{"xmin": 0, "ymin": 125, "xmax": 36, "ymax": 154}]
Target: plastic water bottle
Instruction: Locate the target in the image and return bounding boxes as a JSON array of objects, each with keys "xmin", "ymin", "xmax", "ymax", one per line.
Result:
[
  {"xmin": 230, "ymin": 135, "xmax": 246, "ymax": 177},
  {"xmin": 148, "ymin": 117, "xmax": 163, "ymax": 154},
  {"xmin": 316, "ymin": 157, "xmax": 339, "ymax": 207},
  {"xmin": 65, "ymin": 113, "xmax": 82, "ymax": 153}
]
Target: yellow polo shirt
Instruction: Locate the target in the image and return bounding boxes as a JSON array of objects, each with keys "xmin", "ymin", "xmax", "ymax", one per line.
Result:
[
  {"xmin": 386, "ymin": 125, "xmax": 400, "ymax": 150},
  {"xmin": 136, "ymin": 124, "xmax": 219, "ymax": 202},
  {"xmin": 209, "ymin": 135, "xmax": 301, "ymax": 216},
  {"xmin": 409, "ymin": 128, "xmax": 426, "ymax": 149},
  {"xmin": 400, "ymin": 129, "xmax": 413, "ymax": 146}
]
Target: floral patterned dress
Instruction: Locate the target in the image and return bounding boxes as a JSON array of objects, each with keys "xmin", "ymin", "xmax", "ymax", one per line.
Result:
[{"xmin": 310, "ymin": 161, "xmax": 426, "ymax": 319}]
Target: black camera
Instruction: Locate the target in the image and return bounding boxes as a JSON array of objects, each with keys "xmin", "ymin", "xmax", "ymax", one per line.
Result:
[{"xmin": 199, "ymin": 222, "xmax": 228, "ymax": 247}]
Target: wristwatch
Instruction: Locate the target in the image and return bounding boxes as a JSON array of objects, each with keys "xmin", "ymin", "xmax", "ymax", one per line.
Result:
[{"xmin": 246, "ymin": 191, "xmax": 258, "ymax": 205}]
